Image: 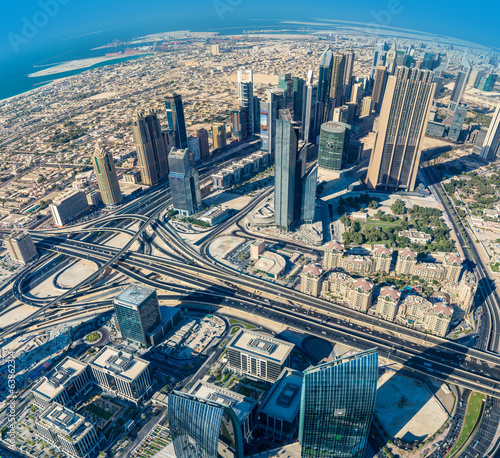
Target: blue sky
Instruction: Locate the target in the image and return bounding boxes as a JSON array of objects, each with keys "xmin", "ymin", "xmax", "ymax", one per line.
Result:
[{"xmin": 0, "ymin": 0, "xmax": 498, "ymax": 97}]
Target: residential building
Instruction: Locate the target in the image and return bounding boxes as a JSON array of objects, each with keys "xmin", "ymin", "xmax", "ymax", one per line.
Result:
[
  {"xmin": 480, "ymin": 104, "xmax": 500, "ymax": 161},
  {"xmin": 343, "ymin": 51, "xmax": 355, "ymax": 100},
  {"xmin": 323, "ymin": 241, "xmax": 344, "ymax": 269},
  {"xmin": 457, "ymin": 271, "xmax": 477, "ymax": 314},
  {"xmin": 227, "ymin": 330, "xmax": 294, "ymax": 383},
  {"xmin": 211, "ymin": 123, "xmax": 227, "ymax": 150},
  {"xmin": 35, "ymin": 403, "xmax": 101, "ymax": 458},
  {"xmin": 398, "ymin": 229, "xmax": 432, "ymax": 245},
  {"xmin": 371, "ymin": 41, "xmax": 389, "ymax": 78},
  {"xmin": 4, "ymin": 232, "xmax": 37, "ymax": 264},
  {"xmin": 168, "ymin": 148, "xmax": 202, "ymax": 216},
  {"xmin": 92, "ymin": 142, "xmax": 122, "ymax": 206},
  {"xmin": 113, "ymin": 283, "xmax": 162, "ymax": 348},
  {"xmin": 372, "ymin": 245, "xmax": 393, "ymax": 273},
  {"xmin": 395, "ymin": 248, "xmax": 418, "ymax": 275},
  {"xmin": 366, "ymin": 68, "xmax": 435, "ymax": 192},
  {"xmin": 412, "ymin": 262, "xmax": 445, "ymax": 282},
  {"xmin": 375, "ymin": 286, "xmax": 401, "ymax": 321},
  {"xmin": 300, "ymin": 264, "xmax": 323, "ymax": 296},
  {"xmin": 260, "ymin": 88, "xmax": 286, "ymax": 155},
  {"xmin": 298, "ymin": 349, "xmax": 378, "ymax": 458},
  {"xmin": 350, "ymin": 278, "xmax": 374, "ymax": 312},
  {"xmin": 187, "ymin": 136, "xmax": 201, "ymax": 162},
  {"xmin": 361, "ymin": 97, "xmax": 374, "ymax": 117},
  {"xmin": 50, "ymin": 190, "xmax": 89, "ymax": 226},
  {"xmin": 168, "ymin": 391, "xmax": 245, "ymax": 458},
  {"xmin": 322, "ymin": 271, "xmax": 354, "ymax": 304},
  {"xmin": 318, "ymin": 122, "xmax": 351, "ymax": 171},
  {"xmin": 339, "ymin": 255, "xmax": 374, "ymax": 275},
  {"xmin": 259, "ymin": 368, "xmax": 303, "ymax": 442},
  {"xmin": 329, "ymin": 53, "xmax": 346, "ymax": 112},
  {"xmin": 165, "ymin": 93, "xmax": 188, "ymax": 150},
  {"xmin": 132, "ymin": 110, "xmax": 169, "ymax": 186},
  {"xmin": 88, "ymin": 348, "xmax": 153, "ymax": 404},
  {"xmin": 444, "ymin": 253, "xmax": 464, "ymax": 283}
]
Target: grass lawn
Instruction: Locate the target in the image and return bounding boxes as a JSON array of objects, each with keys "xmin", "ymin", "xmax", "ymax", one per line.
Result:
[
  {"xmin": 86, "ymin": 403, "xmax": 113, "ymax": 421},
  {"xmin": 237, "ymin": 385, "xmax": 256, "ymax": 397},
  {"xmin": 364, "ymin": 219, "xmax": 402, "ymax": 229},
  {"xmin": 446, "ymin": 392, "xmax": 485, "ymax": 457},
  {"xmin": 85, "ymin": 331, "xmax": 101, "ymax": 343},
  {"xmin": 230, "ymin": 327, "xmax": 240, "ymax": 335},
  {"xmin": 228, "ymin": 319, "xmax": 256, "ymax": 330}
]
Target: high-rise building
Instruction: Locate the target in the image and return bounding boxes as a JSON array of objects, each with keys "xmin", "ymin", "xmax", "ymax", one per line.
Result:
[
  {"xmin": 480, "ymin": 104, "xmax": 500, "ymax": 160},
  {"xmin": 342, "ymin": 51, "xmax": 355, "ymax": 100},
  {"xmin": 385, "ymin": 45, "xmax": 397, "ymax": 74},
  {"xmin": 318, "ymin": 122, "xmax": 351, "ymax": 171},
  {"xmin": 329, "ymin": 53, "xmax": 346, "ymax": 113},
  {"xmin": 279, "ymin": 73, "xmax": 294, "ymax": 113},
  {"xmin": 318, "ymin": 47, "xmax": 334, "ymax": 123},
  {"xmin": 303, "ymin": 70, "xmax": 319, "ymax": 143},
  {"xmin": 299, "ymin": 349, "xmax": 378, "ymax": 458},
  {"xmin": 372, "ymin": 66, "xmax": 388, "ymax": 112},
  {"xmin": 196, "ymin": 128, "xmax": 210, "ymax": 159},
  {"xmin": 432, "ymin": 65, "xmax": 447, "ymax": 104},
  {"xmin": 371, "ymin": 41, "xmax": 389, "ymax": 78},
  {"xmin": 275, "ymin": 113, "xmax": 298, "ymax": 231},
  {"xmin": 50, "ymin": 190, "xmax": 89, "ymax": 226},
  {"xmin": 350, "ymin": 82, "xmax": 364, "ymax": 107},
  {"xmin": 132, "ymin": 110, "xmax": 169, "ymax": 186},
  {"xmin": 253, "ymin": 96, "xmax": 261, "ymax": 134},
  {"xmin": 168, "ymin": 148, "xmax": 202, "ymax": 216},
  {"xmin": 477, "ymin": 72, "xmax": 498, "ymax": 92},
  {"xmin": 168, "ymin": 391, "xmax": 245, "ymax": 458},
  {"xmin": 448, "ymin": 103, "xmax": 467, "ymax": 142},
  {"xmin": 449, "ymin": 55, "xmax": 472, "ymax": 110},
  {"xmin": 188, "ymin": 136, "xmax": 201, "ymax": 162},
  {"xmin": 231, "ymin": 108, "xmax": 247, "ymax": 142},
  {"xmin": 211, "ymin": 123, "xmax": 227, "ymax": 150},
  {"xmin": 260, "ymin": 89, "xmax": 286, "ymax": 155},
  {"xmin": 92, "ymin": 142, "xmax": 122, "ymax": 206},
  {"xmin": 366, "ymin": 67, "xmax": 435, "ymax": 192},
  {"xmin": 301, "ymin": 264, "xmax": 323, "ymax": 296},
  {"xmin": 114, "ymin": 284, "xmax": 161, "ymax": 348},
  {"xmin": 238, "ymin": 69, "xmax": 255, "ymax": 136},
  {"xmin": 165, "ymin": 93, "xmax": 188, "ymax": 150},
  {"xmin": 422, "ymin": 52, "xmax": 436, "ymax": 70},
  {"xmin": 332, "ymin": 106, "xmax": 349, "ymax": 124},
  {"xmin": 5, "ymin": 232, "xmax": 37, "ymax": 265},
  {"xmin": 361, "ymin": 97, "xmax": 374, "ymax": 117},
  {"xmin": 292, "ymin": 76, "xmax": 305, "ymax": 121},
  {"xmin": 301, "ymin": 165, "xmax": 318, "ymax": 224},
  {"xmin": 211, "ymin": 44, "xmax": 220, "ymax": 55},
  {"xmin": 468, "ymin": 69, "xmax": 480, "ymax": 88}
]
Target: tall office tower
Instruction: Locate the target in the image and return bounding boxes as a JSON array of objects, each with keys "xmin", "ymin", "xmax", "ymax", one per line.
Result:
[
  {"xmin": 480, "ymin": 104, "xmax": 500, "ymax": 160},
  {"xmin": 5, "ymin": 232, "xmax": 37, "ymax": 265},
  {"xmin": 372, "ymin": 66, "xmax": 388, "ymax": 112},
  {"xmin": 278, "ymin": 73, "xmax": 294, "ymax": 112},
  {"xmin": 318, "ymin": 47, "xmax": 334, "ymax": 123},
  {"xmin": 333, "ymin": 106, "xmax": 349, "ymax": 124},
  {"xmin": 292, "ymin": 76, "xmax": 305, "ymax": 121},
  {"xmin": 450, "ymin": 55, "xmax": 472, "ymax": 110},
  {"xmin": 211, "ymin": 44, "xmax": 220, "ymax": 55},
  {"xmin": 252, "ymin": 96, "xmax": 261, "ymax": 134},
  {"xmin": 301, "ymin": 165, "xmax": 318, "ymax": 224},
  {"xmin": 432, "ymin": 65, "xmax": 447, "ymax": 104},
  {"xmin": 113, "ymin": 284, "xmax": 161, "ymax": 348},
  {"xmin": 168, "ymin": 391, "xmax": 245, "ymax": 458},
  {"xmin": 168, "ymin": 148, "xmax": 202, "ymax": 216},
  {"xmin": 422, "ymin": 52, "xmax": 435, "ymax": 70},
  {"xmin": 188, "ymin": 136, "xmax": 201, "ymax": 162},
  {"xmin": 165, "ymin": 93, "xmax": 188, "ymax": 150},
  {"xmin": 366, "ymin": 67, "xmax": 435, "ymax": 192},
  {"xmin": 260, "ymin": 89, "xmax": 286, "ymax": 155},
  {"xmin": 477, "ymin": 73, "xmax": 498, "ymax": 92},
  {"xmin": 211, "ymin": 123, "xmax": 227, "ymax": 150},
  {"xmin": 371, "ymin": 41, "xmax": 389, "ymax": 78},
  {"xmin": 329, "ymin": 53, "xmax": 346, "ymax": 113},
  {"xmin": 361, "ymin": 97, "xmax": 374, "ymax": 117},
  {"xmin": 50, "ymin": 190, "xmax": 89, "ymax": 226},
  {"xmin": 303, "ymin": 70, "xmax": 319, "ymax": 143},
  {"xmin": 342, "ymin": 51, "xmax": 355, "ymax": 100},
  {"xmin": 196, "ymin": 128, "xmax": 210, "ymax": 159},
  {"xmin": 275, "ymin": 112, "xmax": 298, "ymax": 232},
  {"xmin": 238, "ymin": 69, "xmax": 255, "ymax": 135},
  {"xmin": 132, "ymin": 110, "xmax": 169, "ymax": 187},
  {"xmin": 350, "ymin": 82, "xmax": 364, "ymax": 107},
  {"xmin": 448, "ymin": 103, "xmax": 467, "ymax": 142},
  {"xmin": 231, "ymin": 108, "xmax": 247, "ymax": 142},
  {"xmin": 318, "ymin": 122, "xmax": 351, "ymax": 171},
  {"xmin": 299, "ymin": 349, "xmax": 378, "ymax": 458},
  {"xmin": 385, "ymin": 45, "xmax": 397, "ymax": 74},
  {"xmin": 92, "ymin": 142, "xmax": 122, "ymax": 206},
  {"xmin": 468, "ymin": 69, "xmax": 480, "ymax": 88}
]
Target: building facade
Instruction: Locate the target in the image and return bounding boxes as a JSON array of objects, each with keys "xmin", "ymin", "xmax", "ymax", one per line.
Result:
[
  {"xmin": 50, "ymin": 190, "xmax": 89, "ymax": 226},
  {"xmin": 165, "ymin": 93, "xmax": 188, "ymax": 150},
  {"xmin": 92, "ymin": 142, "xmax": 122, "ymax": 206},
  {"xmin": 300, "ymin": 264, "xmax": 323, "ymax": 296},
  {"xmin": 5, "ymin": 232, "xmax": 37, "ymax": 264}
]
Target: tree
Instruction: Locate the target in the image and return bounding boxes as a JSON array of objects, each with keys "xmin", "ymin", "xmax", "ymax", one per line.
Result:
[
  {"xmin": 391, "ymin": 199, "xmax": 406, "ymax": 215},
  {"xmin": 337, "ymin": 205, "xmax": 345, "ymax": 215},
  {"xmin": 351, "ymin": 231, "xmax": 365, "ymax": 245},
  {"xmin": 368, "ymin": 200, "xmax": 379, "ymax": 209}
]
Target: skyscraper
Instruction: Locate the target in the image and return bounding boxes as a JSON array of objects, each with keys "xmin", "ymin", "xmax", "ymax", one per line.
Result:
[
  {"xmin": 301, "ymin": 166, "xmax": 318, "ymax": 224},
  {"xmin": 432, "ymin": 65, "xmax": 447, "ymax": 104},
  {"xmin": 480, "ymin": 104, "xmax": 500, "ymax": 161},
  {"xmin": 329, "ymin": 53, "xmax": 346, "ymax": 113},
  {"xmin": 299, "ymin": 348, "xmax": 378, "ymax": 458},
  {"xmin": 168, "ymin": 148, "xmax": 202, "ymax": 216},
  {"xmin": 165, "ymin": 93, "xmax": 188, "ymax": 150},
  {"xmin": 372, "ymin": 66, "xmax": 388, "ymax": 112},
  {"xmin": 343, "ymin": 51, "xmax": 355, "ymax": 100},
  {"xmin": 318, "ymin": 48, "xmax": 334, "ymax": 124},
  {"xmin": 371, "ymin": 41, "xmax": 389, "ymax": 78},
  {"xmin": 318, "ymin": 122, "xmax": 352, "ymax": 171},
  {"xmin": 92, "ymin": 142, "xmax": 122, "ymax": 206},
  {"xmin": 292, "ymin": 76, "xmax": 305, "ymax": 121},
  {"xmin": 260, "ymin": 89, "xmax": 286, "ymax": 155},
  {"xmin": 385, "ymin": 45, "xmax": 397, "ymax": 74},
  {"xmin": 238, "ymin": 69, "xmax": 254, "ymax": 136},
  {"xmin": 477, "ymin": 72, "xmax": 498, "ymax": 92},
  {"xmin": 231, "ymin": 108, "xmax": 247, "ymax": 142},
  {"xmin": 450, "ymin": 55, "xmax": 472, "ymax": 110},
  {"xmin": 448, "ymin": 103, "xmax": 467, "ymax": 142},
  {"xmin": 196, "ymin": 128, "xmax": 210, "ymax": 159},
  {"xmin": 132, "ymin": 110, "xmax": 169, "ymax": 187},
  {"xmin": 114, "ymin": 284, "xmax": 162, "ymax": 348},
  {"xmin": 168, "ymin": 391, "xmax": 245, "ymax": 458},
  {"xmin": 275, "ymin": 112, "xmax": 298, "ymax": 232},
  {"xmin": 303, "ymin": 70, "xmax": 319, "ymax": 143},
  {"xmin": 211, "ymin": 123, "xmax": 227, "ymax": 150},
  {"xmin": 366, "ymin": 67, "xmax": 435, "ymax": 192}
]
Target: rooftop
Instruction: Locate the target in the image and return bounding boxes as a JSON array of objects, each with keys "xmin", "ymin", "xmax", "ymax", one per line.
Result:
[
  {"xmin": 380, "ymin": 286, "xmax": 401, "ymax": 300},
  {"xmin": 89, "ymin": 347, "xmax": 149, "ymax": 381},
  {"xmin": 115, "ymin": 283, "xmax": 156, "ymax": 307},
  {"xmin": 325, "ymin": 241, "xmax": 344, "ymax": 252},
  {"xmin": 353, "ymin": 278, "xmax": 374, "ymax": 292},
  {"xmin": 302, "ymin": 264, "xmax": 323, "ymax": 277},
  {"xmin": 254, "ymin": 251, "xmax": 286, "ymax": 276},
  {"xmin": 38, "ymin": 403, "xmax": 92, "ymax": 440},
  {"xmin": 259, "ymin": 368, "xmax": 303, "ymax": 422},
  {"xmin": 399, "ymin": 248, "xmax": 418, "ymax": 259},
  {"xmin": 229, "ymin": 330, "xmax": 294, "ymax": 364}
]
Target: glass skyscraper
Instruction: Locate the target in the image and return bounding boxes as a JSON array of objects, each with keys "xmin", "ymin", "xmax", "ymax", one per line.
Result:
[
  {"xmin": 92, "ymin": 142, "xmax": 122, "ymax": 206},
  {"xmin": 299, "ymin": 348, "xmax": 378, "ymax": 458},
  {"xmin": 168, "ymin": 148, "xmax": 201, "ymax": 216},
  {"xmin": 238, "ymin": 69, "xmax": 255, "ymax": 136},
  {"xmin": 318, "ymin": 122, "xmax": 351, "ymax": 171},
  {"xmin": 165, "ymin": 93, "xmax": 188, "ymax": 150},
  {"xmin": 168, "ymin": 391, "xmax": 244, "ymax": 458}
]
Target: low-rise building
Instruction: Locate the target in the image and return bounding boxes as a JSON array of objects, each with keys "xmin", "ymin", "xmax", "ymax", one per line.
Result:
[
  {"xmin": 258, "ymin": 368, "xmax": 303, "ymax": 442},
  {"xmin": 375, "ymin": 286, "xmax": 401, "ymax": 321},
  {"xmin": 199, "ymin": 206, "xmax": 231, "ymax": 226},
  {"xmin": 398, "ymin": 229, "xmax": 432, "ymax": 245},
  {"xmin": 227, "ymin": 330, "xmax": 294, "ymax": 383},
  {"xmin": 250, "ymin": 240, "xmax": 266, "ymax": 260},
  {"xmin": 254, "ymin": 251, "xmax": 286, "ymax": 279}
]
